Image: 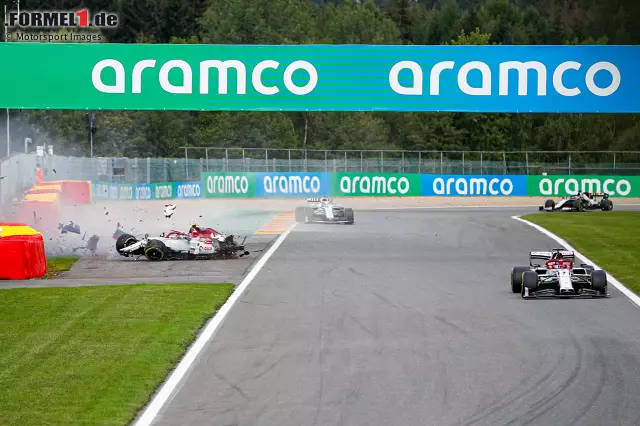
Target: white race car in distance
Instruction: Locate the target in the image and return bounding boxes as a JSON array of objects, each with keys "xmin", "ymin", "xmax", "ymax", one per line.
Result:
[{"xmin": 295, "ymin": 197, "xmax": 355, "ymax": 224}]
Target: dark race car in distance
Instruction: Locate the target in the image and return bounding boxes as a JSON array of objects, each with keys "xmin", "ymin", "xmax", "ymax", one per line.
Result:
[{"xmin": 539, "ymin": 192, "xmax": 613, "ymax": 212}]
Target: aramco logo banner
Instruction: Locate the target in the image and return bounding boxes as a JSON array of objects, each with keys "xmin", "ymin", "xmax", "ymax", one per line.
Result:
[{"xmin": 0, "ymin": 43, "xmax": 638, "ymax": 113}]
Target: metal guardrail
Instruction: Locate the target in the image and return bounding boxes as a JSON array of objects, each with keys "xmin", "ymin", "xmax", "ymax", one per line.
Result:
[{"xmin": 3, "ymin": 149, "xmax": 640, "ymax": 205}]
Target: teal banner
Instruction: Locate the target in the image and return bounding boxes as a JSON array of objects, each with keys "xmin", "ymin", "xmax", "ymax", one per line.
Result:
[{"xmin": 1, "ymin": 43, "xmax": 639, "ymax": 113}]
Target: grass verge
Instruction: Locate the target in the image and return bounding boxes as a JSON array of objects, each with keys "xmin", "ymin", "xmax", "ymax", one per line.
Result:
[
  {"xmin": 43, "ymin": 256, "xmax": 79, "ymax": 279},
  {"xmin": 522, "ymin": 211, "xmax": 640, "ymax": 294},
  {"xmin": 0, "ymin": 283, "xmax": 235, "ymax": 425}
]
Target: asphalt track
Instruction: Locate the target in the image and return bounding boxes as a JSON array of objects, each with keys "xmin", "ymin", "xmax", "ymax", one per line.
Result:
[{"xmin": 150, "ymin": 206, "xmax": 640, "ymax": 426}]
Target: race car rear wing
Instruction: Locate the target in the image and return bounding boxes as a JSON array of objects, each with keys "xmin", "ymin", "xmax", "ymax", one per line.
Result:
[
  {"xmin": 529, "ymin": 250, "xmax": 575, "ymax": 266},
  {"xmin": 306, "ymin": 197, "xmax": 333, "ymax": 203}
]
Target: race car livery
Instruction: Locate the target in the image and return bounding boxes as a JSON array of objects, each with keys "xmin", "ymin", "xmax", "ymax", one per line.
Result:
[
  {"xmin": 511, "ymin": 248, "xmax": 609, "ymax": 298},
  {"xmin": 539, "ymin": 192, "xmax": 614, "ymax": 212},
  {"xmin": 295, "ymin": 197, "xmax": 355, "ymax": 224},
  {"xmin": 114, "ymin": 223, "xmax": 249, "ymax": 261}
]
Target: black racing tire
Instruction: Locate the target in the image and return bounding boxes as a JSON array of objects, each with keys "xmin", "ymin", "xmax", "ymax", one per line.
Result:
[
  {"xmin": 591, "ymin": 270, "xmax": 607, "ymax": 292},
  {"xmin": 572, "ymin": 199, "xmax": 584, "ymax": 212},
  {"xmin": 145, "ymin": 239, "xmax": 167, "ymax": 261},
  {"xmin": 295, "ymin": 206, "xmax": 307, "ymax": 223},
  {"xmin": 603, "ymin": 200, "xmax": 613, "ymax": 211},
  {"xmin": 522, "ymin": 270, "xmax": 539, "ymax": 296},
  {"xmin": 344, "ymin": 208, "xmax": 355, "ymax": 225},
  {"xmin": 544, "ymin": 199, "xmax": 555, "ymax": 209},
  {"xmin": 115, "ymin": 233, "xmax": 143, "ymax": 256},
  {"xmin": 511, "ymin": 266, "xmax": 530, "ymax": 293}
]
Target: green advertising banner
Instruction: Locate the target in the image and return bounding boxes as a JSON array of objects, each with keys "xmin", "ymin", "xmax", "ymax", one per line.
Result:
[
  {"xmin": 1, "ymin": 43, "xmax": 639, "ymax": 113},
  {"xmin": 202, "ymin": 172, "xmax": 256, "ymax": 198},
  {"xmin": 331, "ymin": 173, "xmax": 422, "ymax": 197},
  {"xmin": 118, "ymin": 184, "xmax": 134, "ymax": 200},
  {"xmin": 152, "ymin": 182, "xmax": 173, "ymax": 200},
  {"xmin": 526, "ymin": 175, "xmax": 640, "ymax": 197}
]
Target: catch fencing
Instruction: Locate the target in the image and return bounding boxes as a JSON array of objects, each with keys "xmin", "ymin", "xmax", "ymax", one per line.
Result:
[{"xmin": 3, "ymin": 149, "xmax": 640, "ymax": 205}]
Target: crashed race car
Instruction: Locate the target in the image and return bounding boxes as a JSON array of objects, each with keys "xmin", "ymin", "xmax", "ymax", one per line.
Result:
[
  {"xmin": 511, "ymin": 248, "xmax": 609, "ymax": 298},
  {"xmin": 295, "ymin": 197, "xmax": 354, "ymax": 225},
  {"xmin": 114, "ymin": 223, "xmax": 250, "ymax": 261},
  {"xmin": 539, "ymin": 192, "xmax": 614, "ymax": 212}
]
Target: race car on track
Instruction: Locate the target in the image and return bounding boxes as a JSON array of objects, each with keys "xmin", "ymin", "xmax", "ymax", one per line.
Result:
[
  {"xmin": 295, "ymin": 197, "xmax": 354, "ymax": 225},
  {"xmin": 539, "ymin": 192, "xmax": 614, "ymax": 212},
  {"xmin": 114, "ymin": 223, "xmax": 250, "ymax": 261},
  {"xmin": 511, "ymin": 248, "xmax": 609, "ymax": 298}
]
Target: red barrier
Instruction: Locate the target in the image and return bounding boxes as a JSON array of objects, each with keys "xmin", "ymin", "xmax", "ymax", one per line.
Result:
[
  {"xmin": 48, "ymin": 180, "xmax": 91, "ymax": 205},
  {"xmin": 26, "ymin": 184, "xmax": 62, "ymax": 196},
  {"xmin": 0, "ymin": 223, "xmax": 47, "ymax": 280},
  {"xmin": 16, "ymin": 200, "xmax": 60, "ymax": 234}
]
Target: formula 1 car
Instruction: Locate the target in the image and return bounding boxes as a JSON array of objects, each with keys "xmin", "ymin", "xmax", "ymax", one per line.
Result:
[
  {"xmin": 114, "ymin": 223, "xmax": 250, "ymax": 261},
  {"xmin": 539, "ymin": 192, "xmax": 614, "ymax": 212},
  {"xmin": 511, "ymin": 248, "xmax": 609, "ymax": 298},
  {"xmin": 295, "ymin": 197, "xmax": 354, "ymax": 224}
]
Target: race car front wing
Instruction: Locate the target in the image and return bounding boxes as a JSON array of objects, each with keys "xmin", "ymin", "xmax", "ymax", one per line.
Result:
[{"xmin": 522, "ymin": 287, "xmax": 610, "ymax": 299}]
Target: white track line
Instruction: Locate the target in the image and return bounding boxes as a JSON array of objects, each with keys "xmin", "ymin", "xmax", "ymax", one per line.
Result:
[
  {"xmin": 512, "ymin": 215, "xmax": 640, "ymax": 308},
  {"xmin": 133, "ymin": 222, "xmax": 298, "ymax": 426}
]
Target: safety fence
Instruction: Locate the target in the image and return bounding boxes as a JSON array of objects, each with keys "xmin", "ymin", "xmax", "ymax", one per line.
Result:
[{"xmin": 90, "ymin": 172, "xmax": 640, "ymax": 200}]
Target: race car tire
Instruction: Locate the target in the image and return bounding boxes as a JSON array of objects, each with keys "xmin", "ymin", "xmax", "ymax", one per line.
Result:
[
  {"xmin": 511, "ymin": 266, "xmax": 529, "ymax": 293},
  {"xmin": 572, "ymin": 199, "xmax": 584, "ymax": 212},
  {"xmin": 295, "ymin": 206, "xmax": 307, "ymax": 223},
  {"xmin": 345, "ymin": 208, "xmax": 355, "ymax": 225},
  {"xmin": 544, "ymin": 199, "xmax": 555, "ymax": 209},
  {"xmin": 115, "ymin": 233, "xmax": 144, "ymax": 256},
  {"xmin": 602, "ymin": 200, "xmax": 613, "ymax": 211},
  {"xmin": 145, "ymin": 239, "xmax": 167, "ymax": 261},
  {"xmin": 522, "ymin": 270, "xmax": 539, "ymax": 295},
  {"xmin": 591, "ymin": 270, "xmax": 607, "ymax": 292}
]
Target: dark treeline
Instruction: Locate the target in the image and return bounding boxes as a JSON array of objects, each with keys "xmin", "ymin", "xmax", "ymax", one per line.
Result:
[{"xmin": 4, "ymin": 0, "xmax": 640, "ymax": 158}]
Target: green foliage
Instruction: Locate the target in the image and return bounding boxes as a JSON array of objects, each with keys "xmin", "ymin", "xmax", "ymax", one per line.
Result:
[{"xmin": 7, "ymin": 0, "xmax": 640, "ymax": 157}]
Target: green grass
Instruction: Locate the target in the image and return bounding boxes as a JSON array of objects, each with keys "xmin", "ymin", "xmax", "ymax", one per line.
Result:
[
  {"xmin": 43, "ymin": 256, "xmax": 79, "ymax": 279},
  {"xmin": 523, "ymin": 211, "xmax": 640, "ymax": 294},
  {"xmin": 0, "ymin": 283, "xmax": 235, "ymax": 426}
]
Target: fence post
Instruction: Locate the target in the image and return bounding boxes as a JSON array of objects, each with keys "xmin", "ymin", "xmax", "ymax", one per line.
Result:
[
  {"xmin": 360, "ymin": 150, "xmax": 363, "ymax": 172},
  {"xmin": 568, "ymin": 154, "xmax": 572, "ymax": 175},
  {"xmin": 185, "ymin": 148, "xmax": 189, "ymax": 180},
  {"xmin": 462, "ymin": 151, "xmax": 465, "ymax": 174},
  {"xmin": 146, "ymin": 157, "xmax": 151, "ymax": 183},
  {"xmin": 418, "ymin": 151, "xmax": 421, "ymax": 174},
  {"xmin": 381, "ymin": 151, "xmax": 384, "ymax": 173},
  {"xmin": 440, "ymin": 151, "xmax": 443, "ymax": 174},
  {"xmin": 344, "ymin": 150, "xmax": 347, "ymax": 172},
  {"xmin": 242, "ymin": 149, "xmax": 246, "ymax": 172},
  {"xmin": 503, "ymin": 152, "xmax": 506, "ymax": 174},
  {"xmin": 613, "ymin": 152, "xmax": 616, "ymax": 171},
  {"xmin": 304, "ymin": 150, "xmax": 307, "ymax": 172},
  {"xmin": 480, "ymin": 152, "xmax": 483, "ymax": 175},
  {"xmin": 525, "ymin": 152, "xmax": 529, "ymax": 175},
  {"xmin": 325, "ymin": 150, "xmax": 328, "ymax": 172},
  {"xmin": 265, "ymin": 149, "xmax": 268, "ymax": 172},
  {"xmin": 225, "ymin": 149, "xmax": 229, "ymax": 172},
  {"xmin": 205, "ymin": 149, "xmax": 209, "ymax": 172},
  {"xmin": 401, "ymin": 151, "xmax": 405, "ymax": 173},
  {"xmin": 288, "ymin": 149, "xmax": 291, "ymax": 172}
]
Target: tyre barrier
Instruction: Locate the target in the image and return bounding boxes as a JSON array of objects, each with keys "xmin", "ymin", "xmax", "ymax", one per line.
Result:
[
  {"xmin": 0, "ymin": 222, "xmax": 47, "ymax": 280},
  {"xmin": 26, "ymin": 184, "xmax": 63, "ymax": 196}
]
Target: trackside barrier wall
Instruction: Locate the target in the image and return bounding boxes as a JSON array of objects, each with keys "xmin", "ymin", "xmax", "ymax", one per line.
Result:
[
  {"xmin": 0, "ymin": 223, "xmax": 47, "ymax": 280},
  {"xmin": 89, "ymin": 174, "xmax": 640, "ymax": 200}
]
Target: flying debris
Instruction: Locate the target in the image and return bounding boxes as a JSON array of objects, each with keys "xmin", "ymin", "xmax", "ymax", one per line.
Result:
[{"xmin": 164, "ymin": 204, "xmax": 177, "ymax": 218}]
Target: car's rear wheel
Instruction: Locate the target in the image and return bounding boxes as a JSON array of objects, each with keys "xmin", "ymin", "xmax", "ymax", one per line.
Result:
[
  {"xmin": 511, "ymin": 266, "xmax": 529, "ymax": 293},
  {"xmin": 145, "ymin": 239, "xmax": 167, "ymax": 261},
  {"xmin": 591, "ymin": 270, "xmax": 607, "ymax": 292},
  {"xmin": 344, "ymin": 208, "xmax": 354, "ymax": 225},
  {"xmin": 522, "ymin": 270, "xmax": 539, "ymax": 296}
]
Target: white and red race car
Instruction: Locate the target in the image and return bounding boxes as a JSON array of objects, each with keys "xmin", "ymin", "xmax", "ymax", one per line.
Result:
[{"xmin": 114, "ymin": 223, "xmax": 249, "ymax": 261}]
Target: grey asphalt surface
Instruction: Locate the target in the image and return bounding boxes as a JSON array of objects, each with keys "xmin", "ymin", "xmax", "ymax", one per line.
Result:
[
  {"xmin": 0, "ymin": 235, "xmax": 276, "ymax": 288},
  {"xmin": 151, "ymin": 206, "xmax": 640, "ymax": 426}
]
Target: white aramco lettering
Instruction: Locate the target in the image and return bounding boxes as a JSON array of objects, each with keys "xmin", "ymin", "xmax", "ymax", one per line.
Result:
[
  {"xmin": 93, "ymin": 59, "xmax": 318, "ymax": 96},
  {"xmin": 389, "ymin": 60, "xmax": 622, "ymax": 98}
]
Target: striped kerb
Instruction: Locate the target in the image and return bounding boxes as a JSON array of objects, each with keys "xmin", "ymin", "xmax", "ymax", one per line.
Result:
[{"xmin": 255, "ymin": 211, "xmax": 295, "ymax": 235}]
